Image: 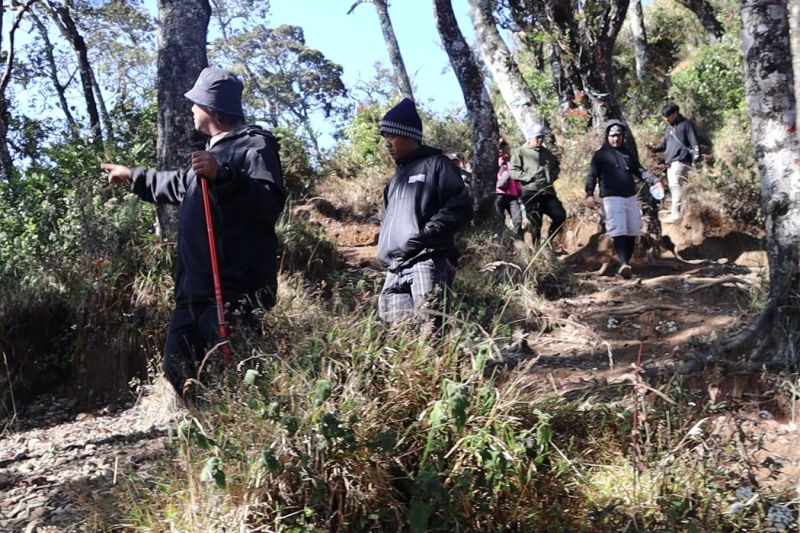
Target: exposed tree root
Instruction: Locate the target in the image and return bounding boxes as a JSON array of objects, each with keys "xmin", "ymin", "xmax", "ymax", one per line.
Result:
[
  {"xmin": 573, "ymin": 262, "xmax": 610, "ymax": 278},
  {"xmin": 610, "ymin": 303, "xmax": 686, "ymax": 316},
  {"xmin": 591, "ymin": 274, "xmax": 753, "ymax": 301},
  {"xmin": 643, "ymin": 275, "xmax": 752, "ymax": 294}
]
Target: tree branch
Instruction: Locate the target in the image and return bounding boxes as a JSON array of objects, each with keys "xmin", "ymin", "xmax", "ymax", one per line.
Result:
[
  {"xmin": 0, "ymin": 0, "xmax": 38, "ymax": 95},
  {"xmin": 347, "ymin": 0, "xmax": 372, "ymax": 15}
]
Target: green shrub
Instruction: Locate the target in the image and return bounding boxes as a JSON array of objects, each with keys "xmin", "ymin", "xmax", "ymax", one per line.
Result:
[
  {"xmin": 700, "ymin": 111, "xmax": 762, "ymax": 228},
  {"xmin": 669, "ymin": 35, "xmax": 745, "ymax": 129},
  {"xmin": 271, "ymin": 125, "xmax": 321, "ymax": 199}
]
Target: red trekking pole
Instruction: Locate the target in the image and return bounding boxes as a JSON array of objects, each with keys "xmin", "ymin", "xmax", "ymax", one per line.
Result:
[{"xmin": 199, "ymin": 176, "xmax": 232, "ymax": 366}]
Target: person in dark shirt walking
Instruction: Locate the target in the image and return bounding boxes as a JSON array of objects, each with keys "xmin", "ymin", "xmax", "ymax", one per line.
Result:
[
  {"xmin": 647, "ymin": 103, "xmax": 701, "ymax": 223},
  {"xmin": 377, "ymin": 98, "xmax": 472, "ymax": 328},
  {"xmin": 102, "ymin": 67, "xmax": 285, "ymax": 398},
  {"xmin": 586, "ymin": 120, "xmax": 664, "ymax": 279}
]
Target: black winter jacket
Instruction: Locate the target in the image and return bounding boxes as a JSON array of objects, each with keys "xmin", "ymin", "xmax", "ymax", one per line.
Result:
[
  {"xmin": 131, "ymin": 125, "xmax": 285, "ymax": 304},
  {"xmin": 652, "ymin": 115, "xmax": 700, "ymax": 165},
  {"xmin": 378, "ymin": 145, "xmax": 472, "ymax": 272},
  {"xmin": 586, "ymin": 120, "xmax": 659, "ymax": 198}
]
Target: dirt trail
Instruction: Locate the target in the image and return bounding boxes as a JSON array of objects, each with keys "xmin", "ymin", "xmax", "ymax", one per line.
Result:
[
  {"xmin": 2, "ymin": 200, "xmax": 798, "ymax": 531},
  {"xmin": 306, "ymin": 199, "xmax": 799, "ymax": 500},
  {"xmin": 0, "ymin": 387, "xmax": 178, "ymax": 531}
]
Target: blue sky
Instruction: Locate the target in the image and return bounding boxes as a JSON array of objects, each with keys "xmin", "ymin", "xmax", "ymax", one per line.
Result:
[{"xmin": 269, "ymin": 0, "xmax": 474, "ymax": 113}]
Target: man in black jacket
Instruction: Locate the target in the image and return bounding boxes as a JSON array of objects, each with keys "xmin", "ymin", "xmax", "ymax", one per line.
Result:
[
  {"xmin": 102, "ymin": 67, "xmax": 285, "ymax": 398},
  {"xmin": 647, "ymin": 103, "xmax": 701, "ymax": 223},
  {"xmin": 586, "ymin": 120, "xmax": 664, "ymax": 279},
  {"xmin": 377, "ymin": 98, "xmax": 472, "ymax": 327}
]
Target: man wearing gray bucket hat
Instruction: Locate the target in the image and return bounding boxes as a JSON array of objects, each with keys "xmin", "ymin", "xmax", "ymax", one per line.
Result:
[{"xmin": 102, "ymin": 66, "xmax": 285, "ymax": 399}]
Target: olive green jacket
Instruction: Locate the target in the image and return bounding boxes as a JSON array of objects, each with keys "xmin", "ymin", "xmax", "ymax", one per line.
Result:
[{"xmin": 509, "ymin": 144, "xmax": 560, "ymax": 195}]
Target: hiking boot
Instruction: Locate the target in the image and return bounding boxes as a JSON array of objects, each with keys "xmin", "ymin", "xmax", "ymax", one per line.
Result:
[{"xmin": 618, "ymin": 264, "xmax": 632, "ymax": 279}]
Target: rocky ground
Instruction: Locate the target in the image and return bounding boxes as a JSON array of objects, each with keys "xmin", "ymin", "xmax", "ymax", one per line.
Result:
[
  {"xmin": 0, "ymin": 385, "xmax": 179, "ymax": 532},
  {"xmin": 2, "ymin": 198, "xmax": 799, "ymax": 531}
]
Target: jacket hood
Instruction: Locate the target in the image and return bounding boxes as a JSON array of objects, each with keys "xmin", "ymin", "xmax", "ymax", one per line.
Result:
[
  {"xmin": 602, "ymin": 119, "xmax": 627, "ymax": 137},
  {"xmin": 216, "ymin": 124, "xmax": 280, "ymax": 152},
  {"xmin": 602, "ymin": 119, "xmax": 628, "ymax": 148}
]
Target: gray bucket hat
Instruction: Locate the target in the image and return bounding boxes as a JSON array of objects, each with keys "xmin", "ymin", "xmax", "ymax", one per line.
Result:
[
  {"xmin": 525, "ymin": 124, "xmax": 547, "ymax": 139},
  {"xmin": 184, "ymin": 66, "xmax": 244, "ymax": 118}
]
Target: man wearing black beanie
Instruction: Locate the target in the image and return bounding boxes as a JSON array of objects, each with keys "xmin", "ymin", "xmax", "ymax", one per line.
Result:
[{"xmin": 376, "ymin": 98, "xmax": 472, "ymax": 328}]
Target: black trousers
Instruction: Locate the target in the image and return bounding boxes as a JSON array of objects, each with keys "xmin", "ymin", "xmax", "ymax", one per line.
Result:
[
  {"xmin": 521, "ymin": 192, "xmax": 566, "ymax": 246},
  {"xmin": 495, "ymin": 194, "xmax": 523, "ymax": 239},
  {"xmin": 163, "ymin": 288, "xmax": 272, "ymax": 398}
]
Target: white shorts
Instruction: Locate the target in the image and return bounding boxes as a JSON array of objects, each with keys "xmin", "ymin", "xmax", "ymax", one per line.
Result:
[{"xmin": 602, "ymin": 195, "xmax": 641, "ymax": 237}]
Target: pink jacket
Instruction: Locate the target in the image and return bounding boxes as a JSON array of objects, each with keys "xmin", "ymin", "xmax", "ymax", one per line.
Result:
[{"xmin": 496, "ymin": 155, "xmax": 521, "ymax": 196}]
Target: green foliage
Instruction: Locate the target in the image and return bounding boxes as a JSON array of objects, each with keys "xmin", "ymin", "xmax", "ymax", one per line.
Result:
[
  {"xmin": 342, "ymin": 102, "xmax": 385, "ymax": 166},
  {"xmin": 273, "ymin": 125, "xmax": 317, "ymax": 197},
  {"xmin": 517, "ymin": 53, "xmax": 560, "ymax": 126},
  {"xmin": 210, "ymin": 11, "xmax": 348, "ymax": 157},
  {"xmin": 645, "ymin": 0, "xmax": 707, "ymax": 74},
  {"xmin": 420, "ymin": 106, "xmax": 473, "ymax": 160},
  {"xmin": 0, "ymin": 115, "xmax": 169, "ymax": 405},
  {"xmin": 668, "ymin": 36, "xmax": 745, "ymax": 128},
  {"xmin": 699, "ymin": 112, "xmax": 762, "ymax": 228}
]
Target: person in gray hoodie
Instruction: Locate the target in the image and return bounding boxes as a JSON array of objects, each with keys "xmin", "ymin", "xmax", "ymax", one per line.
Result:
[
  {"xmin": 102, "ymin": 67, "xmax": 285, "ymax": 398},
  {"xmin": 377, "ymin": 98, "xmax": 472, "ymax": 327},
  {"xmin": 585, "ymin": 120, "xmax": 664, "ymax": 279}
]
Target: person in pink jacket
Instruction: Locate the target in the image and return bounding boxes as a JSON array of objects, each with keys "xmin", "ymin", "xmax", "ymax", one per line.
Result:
[{"xmin": 495, "ymin": 140, "xmax": 523, "ymax": 240}]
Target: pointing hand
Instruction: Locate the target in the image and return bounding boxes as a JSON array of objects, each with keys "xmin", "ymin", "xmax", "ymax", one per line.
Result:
[{"xmin": 101, "ymin": 163, "xmax": 132, "ymax": 185}]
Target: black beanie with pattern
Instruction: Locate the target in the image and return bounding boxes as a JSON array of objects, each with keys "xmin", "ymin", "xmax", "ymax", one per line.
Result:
[{"xmin": 379, "ymin": 98, "xmax": 423, "ymax": 142}]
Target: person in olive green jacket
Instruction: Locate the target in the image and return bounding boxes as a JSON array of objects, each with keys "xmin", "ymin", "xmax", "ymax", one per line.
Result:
[{"xmin": 510, "ymin": 124, "xmax": 566, "ymax": 249}]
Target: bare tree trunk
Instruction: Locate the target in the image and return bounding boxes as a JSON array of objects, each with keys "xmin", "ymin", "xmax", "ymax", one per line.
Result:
[
  {"xmin": 46, "ymin": 2, "xmax": 104, "ymax": 151},
  {"xmin": 790, "ymin": 0, "xmax": 800, "ymax": 117},
  {"xmin": 348, "ymin": 1, "xmax": 414, "ymax": 100},
  {"xmin": 433, "ymin": 0, "xmax": 500, "ymax": 207},
  {"xmin": 540, "ymin": 0, "xmax": 628, "ymax": 128},
  {"xmin": 31, "ymin": 9, "xmax": 80, "ymax": 140},
  {"xmin": 156, "ymin": 0, "xmax": 211, "ymax": 241},
  {"xmin": 91, "ymin": 68, "xmax": 114, "ymax": 148},
  {"xmin": 467, "ymin": 0, "xmax": 543, "ymax": 137},
  {"xmin": 675, "ymin": 0, "xmax": 725, "ymax": 39},
  {"xmin": 628, "ymin": 0, "xmax": 649, "ymax": 81},
  {"xmin": 725, "ymin": 0, "xmax": 800, "ymax": 368},
  {"xmin": 0, "ymin": 1, "xmax": 36, "ymax": 183},
  {"xmin": 577, "ymin": 0, "xmax": 628, "ymax": 126}
]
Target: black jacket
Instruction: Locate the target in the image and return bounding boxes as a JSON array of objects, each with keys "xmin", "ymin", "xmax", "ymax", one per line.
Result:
[
  {"xmin": 652, "ymin": 115, "xmax": 700, "ymax": 165},
  {"xmin": 378, "ymin": 145, "xmax": 472, "ymax": 272},
  {"xmin": 131, "ymin": 125, "xmax": 285, "ymax": 304},
  {"xmin": 586, "ymin": 120, "xmax": 659, "ymax": 198}
]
